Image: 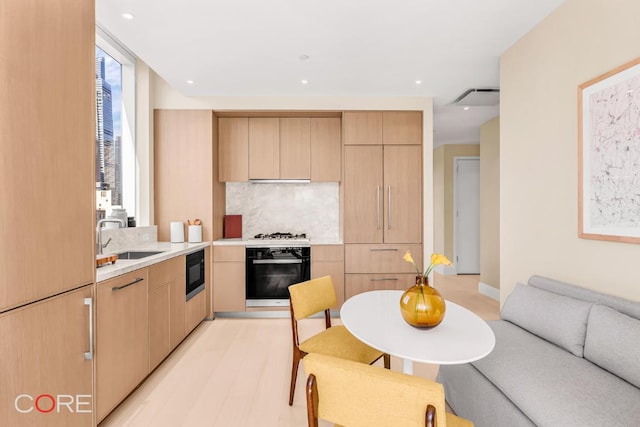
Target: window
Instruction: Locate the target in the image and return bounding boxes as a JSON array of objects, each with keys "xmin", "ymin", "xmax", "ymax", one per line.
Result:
[{"xmin": 95, "ymin": 28, "xmax": 136, "ymax": 221}]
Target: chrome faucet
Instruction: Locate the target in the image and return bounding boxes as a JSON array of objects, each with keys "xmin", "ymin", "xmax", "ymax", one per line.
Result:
[{"xmin": 96, "ymin": 218, "xmax": 125, "ymax": 255}]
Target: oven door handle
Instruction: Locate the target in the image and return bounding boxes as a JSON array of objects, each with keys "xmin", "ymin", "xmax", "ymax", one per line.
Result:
[{"xmin": 252, "ymin": 259, "xmax": 303, "ymax": 265}]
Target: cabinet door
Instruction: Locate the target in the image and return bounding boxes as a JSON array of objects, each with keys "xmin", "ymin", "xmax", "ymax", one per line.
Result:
[
  {"xmin": 249, "ymin": 118, "xmax": 280, "ymax": 179},
  {"xmin": 170, "ymin": 258, "xmax": 187, "ymax": 350},
  {"xmin": 344, "ymin": 146, "xmax": 384, "ymax": 243},
  {"xmin": 149, "ymin": 284, "xmax": 170, "ymax": 371},
  {"xmin": 382, "ymin": 111, "xmax": 423, "ymax": 145},
  {"xmin": 345, "ymin": 244, "xmax": 423, "ymax": 274},
  {"xmin": 213, "ymin": 246, "xmax": 246, "ymax": 312},
  {"xmin": 185, "ymin": 291, "xmax": 206, "ymax": 334},
  {"xmin": 311, "ymin": 245, "xmax": 344, "ymax": 308},
  {"xmin": 280, "ymin": 118, "xmax": 310, "ymax": 179},
  {"xmin": 0, "ymin": 0, "xmax": 94, "ymax": 312},
  {"xmin": 96, "ymin": 270, "xmax": 149, "ymax": 422},
  {"xmin": 0, "ymin": 286, "xmax": 93, "ymax": 426},
  {"xmin": 342, "ymin": 111, "xmax": 383, "ymax": 145},
  {"xmin": 383, "ymin": 145, "xmax": 423, "ymax": 243},
  {"xmin": 310, "ymin": 118, "xmax": 342, "ymax": 182},
  {"xmin": 218, "ymin": 117, "xmax": 249, "ymax": 182},
  {"xmin": 155, "ymin": 110, "xmax": 214, "ymax": 241}
]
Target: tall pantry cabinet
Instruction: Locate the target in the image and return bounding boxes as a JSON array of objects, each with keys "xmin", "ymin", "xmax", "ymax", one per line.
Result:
[
  {"xmin": 343, "ymin": 111, "xmax": 424, "ymax": 299},
  {"xmin": 0, "ymin": 0, "xmax": 95, "ymax": 425}
]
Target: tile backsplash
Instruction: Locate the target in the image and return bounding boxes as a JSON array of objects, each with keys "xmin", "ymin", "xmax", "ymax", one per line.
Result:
[{"xmin": 226, "ymin": 182, "xmax": 339, "ymax": 242}]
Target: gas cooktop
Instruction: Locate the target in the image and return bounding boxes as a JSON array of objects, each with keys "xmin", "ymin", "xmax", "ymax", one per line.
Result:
[
  {"xmin": 252, "ymin": 232, "xmax": 307, "ymax": 240},
  {"xmin": 246, "ymin": 232, "xmax": 310, "ymax": 246}
]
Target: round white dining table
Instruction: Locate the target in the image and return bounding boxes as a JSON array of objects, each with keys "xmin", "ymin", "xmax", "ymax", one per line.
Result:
[{"xmin": 340, "ymin": 290, "xmax": 496, "ymax": 374}]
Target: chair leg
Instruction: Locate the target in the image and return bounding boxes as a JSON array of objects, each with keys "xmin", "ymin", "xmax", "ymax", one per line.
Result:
[
  {"xmin": 384, "ymin": 353, "xmax": 391, "ymax": 369},
  {"xmin": 289, "ymin": 348, "xmax": 304, "ymax": 405}
]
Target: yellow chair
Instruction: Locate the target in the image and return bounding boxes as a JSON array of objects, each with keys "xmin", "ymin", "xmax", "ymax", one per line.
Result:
[
  {"xmin": 288, "ymin": 276, "xmax": 390, "ymax": 405},
  {"xmin": 303, "ymin": 353, "xmax": 473, "ymax": 427}
]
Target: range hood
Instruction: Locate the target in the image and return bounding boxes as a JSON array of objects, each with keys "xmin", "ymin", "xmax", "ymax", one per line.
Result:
[{"xmin": 249, "ymin": 179, "xmax": 310, "ymax": 184}]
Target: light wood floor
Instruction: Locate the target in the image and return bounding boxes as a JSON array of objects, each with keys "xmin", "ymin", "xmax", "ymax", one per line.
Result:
[{"xmin": 100, "ymin": 274, "xmax": 499, "ymax": 426}]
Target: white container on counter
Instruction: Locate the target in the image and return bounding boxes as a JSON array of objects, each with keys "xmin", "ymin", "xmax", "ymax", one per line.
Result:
[
  {"xmin": 188, "ymin": 225, "xmax": 202, "ymax": 243},
  {"xmin": 170, "ymin": 221, "xmax": 184, "ymax": 243}
]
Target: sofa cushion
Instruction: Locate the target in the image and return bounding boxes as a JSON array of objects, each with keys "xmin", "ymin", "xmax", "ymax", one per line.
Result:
[
  {"xmin": 500, "ymin": 283, "xmax": 592, "ymax": 356},
  {"xmin": 472, "ymin": 320, "xmax": 640, "ymax": 427},
  {"xmin": 584, "ymin": 304, "xmax": 640, "ymax": 388}
]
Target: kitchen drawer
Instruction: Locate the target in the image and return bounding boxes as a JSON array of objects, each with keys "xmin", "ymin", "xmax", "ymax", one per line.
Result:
[
  {"xmin": 345, "ymin": 244, "xmax": 422, "ymax": 273},
  {"xmin": 213, "ymin": 245, "xmax": 245, "ymax": 261},
  {"xmin": 312, "ymin": 245, "xmax": 343, "ymax": 261},
  {"xmin": 148, "ymin": 256, "xmax": 185, "ymax": 291},
  {"xmin": 345, "ymin": 273, "xmax": 416, "ymax": 299}
]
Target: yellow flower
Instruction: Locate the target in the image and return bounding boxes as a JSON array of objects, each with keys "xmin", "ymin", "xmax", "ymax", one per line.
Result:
[{"xmin": 403, "ymin": 251, "xmax": 453, "ymax": 281}]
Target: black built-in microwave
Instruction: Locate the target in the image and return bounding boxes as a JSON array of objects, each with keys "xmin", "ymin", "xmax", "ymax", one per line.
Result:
[{"xmin": 186, "ymin": 249, "xmax": 205, "ymax": 301}]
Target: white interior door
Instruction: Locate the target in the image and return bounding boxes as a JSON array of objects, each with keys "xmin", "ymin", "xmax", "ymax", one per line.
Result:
[{"xmin": 455, "ymin": 158, "xmax": 480, "ymax": 274}]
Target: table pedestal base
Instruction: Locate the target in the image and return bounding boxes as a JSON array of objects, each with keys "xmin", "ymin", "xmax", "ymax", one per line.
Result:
[{"xmin": 402, "ymin": 358, "xmax": 414, "ymax": 375}]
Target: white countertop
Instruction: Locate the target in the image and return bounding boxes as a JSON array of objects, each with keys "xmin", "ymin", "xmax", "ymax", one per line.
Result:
[{"xmin": 96, "ymin": 241, "xmax": 211, "ymax": 282}]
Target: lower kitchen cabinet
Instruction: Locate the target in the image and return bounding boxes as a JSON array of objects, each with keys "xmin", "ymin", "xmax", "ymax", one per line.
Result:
[
  {"xmin": 345, "ymin": 273, "xmax": 417, "ymax": 300},
  {"xmin": 96, "ymin": 269, "xmax": 149, "ymax": 422},
  {"xmin": 149, "ymin": 256, "xmax": 185, "ymax": 368},
  {"xmin": 213, "ymin": 245, "xmax": 245, "ymax": 312},
  {"xmin": 311, "ymin": 245, "xmax": 344, "ymax": 308},
  {"xmin": 0, "ymin": 285, "xmax": 93, "ymax": 427},
  {"xmin": 185, "ymin": 290, "xmax": 206, "ymax": 334}
]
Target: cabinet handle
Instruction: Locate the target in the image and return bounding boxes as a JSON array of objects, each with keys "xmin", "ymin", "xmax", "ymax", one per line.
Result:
[
  {"xmin": 370, "ymin": 248, "xmax": 398, "ymax": 252},
  {"xmin": 376, "ymin": 186, "xmax": 381, "ymax": 229},
  {"xmin": 84, "ymin": 297, "xmax": 93, "ymax": 360},
  {"xmin": 387, "ymin": 185, "xmax": 391, "ymax": 230},
  {"xmin": 112, "ymin": 277, "xmax": 144, "ymax": 291},
  {"xmin": 369, "ymin": 278, "xmax": 399, "ymax": 282}
]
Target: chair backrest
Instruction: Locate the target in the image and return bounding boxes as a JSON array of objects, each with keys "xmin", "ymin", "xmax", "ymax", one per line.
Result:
[
  {"xmin": 303, "ymin": 353, "xmax": 447, "ymax": 427},
  {"xmin": 289, "ymin": 276, "xmax": 337, "ymax": 320}
]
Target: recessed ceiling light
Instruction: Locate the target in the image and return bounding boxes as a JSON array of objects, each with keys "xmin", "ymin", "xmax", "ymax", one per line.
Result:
[
  {"xmin": 186, "ymin": 80, "xmax": 195, "ymax": 84},
  {"xmin": 415, "ymin": 80, "xmax": 422, "ymax": 85},
  {"xmin": 301, "ymin": 80, "xmax": 308, "ymax": 84},
  {"xmin": 463, "ymin": 106, "xmax": 470, "ymax": 111},
  {"xmin": 122, "ymin": 12, "xmax": 134, "ymax": 20}
]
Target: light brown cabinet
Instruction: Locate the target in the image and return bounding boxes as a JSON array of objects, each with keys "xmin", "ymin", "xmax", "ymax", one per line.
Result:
[
  {"xmin": 343, "ymin": 111, "xmax": 422, "ymax": 146},
  {"xmin": 311, "ymin": 245, "xmax": 345, "ymax": 308},
  {"xmin": 311, "ymin": 118, "xmax": 342, "ymax": 182},
  {"xmin": 148, "ymin": 256, "xmax": 185, "ymax": 370},
  {"xmin": 185, "ymin": 247, "xmax": 209, "ymax": 333},
  {"xmin": 0, "ymin": 286, "xmax": 93, "ymax": 426},
  {"xmin": 0, "ymin": 0, "xmax": 95, "ymax": 313},
  {"xmin": 218, "ymin": 117, "xmax": 249, "ymax": 182},
  {"xmin": 249, "ymin": 118, "xmax": 280, "ymax": 179},
  {"xmin": 96, "ymin": 270, "xmax": 149, "ymax": 422},
  {"xmin": 345, "ymin": 273, "xmax": 418, "ymax": 300},
  {"xmin": 344, "ymin": 145, "xmax": 422, "ymax": 244},
  {"xmin": 155, "ymin": 110, "xmax": 214, "ymax": 241},
  {"xmin": 213, "ymin": 246, "xmax": 246, "ymax": 312},
  {"xmin": 342, "ymin": 111, "xmax": 383, "ymax": 145},
  {"xmin": 280, "ymin": 118, "xmax": 311, "ymax": 179}
]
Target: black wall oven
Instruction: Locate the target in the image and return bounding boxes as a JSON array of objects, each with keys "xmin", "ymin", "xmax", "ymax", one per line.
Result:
[
  {"xmin": 246, "ymin": 246, "xmax": 310, "ymax": 307},
  {"xmin": 186, "ymin": 249, "xmax": 205, "ymax": 301}
]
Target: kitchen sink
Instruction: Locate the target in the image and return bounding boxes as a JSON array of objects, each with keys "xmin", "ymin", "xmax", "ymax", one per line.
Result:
[{"xmin": 116, "ymin": 251, "xmax": 164, "ymax": 260}]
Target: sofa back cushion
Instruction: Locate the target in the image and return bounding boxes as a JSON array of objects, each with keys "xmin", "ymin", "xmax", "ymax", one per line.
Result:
[
  {"xmin": 528, "ymin": 275, "xmax": 640, "ymax": 320},
  {"xmin": 584, "ymin": 304, "xmax": 640, "ymax": 388},
  {"xmin": 501, "ymin": 283, "xmax": 592, "ymax": 357}
]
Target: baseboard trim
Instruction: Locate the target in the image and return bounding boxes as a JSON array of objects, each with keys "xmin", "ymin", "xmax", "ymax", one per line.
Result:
[{"xmin": 479, "ymin": 282, "xmax": 500, "ymax": 301}]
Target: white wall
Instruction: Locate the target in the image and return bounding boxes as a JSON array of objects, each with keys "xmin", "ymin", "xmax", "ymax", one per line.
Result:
[
  {"xmin": 149, "ymin": 74, "xmax": 435, "ymax": 256},
  {"xmin": 500, "ymin": 0, "xmax": 640, "ymax": 303}
]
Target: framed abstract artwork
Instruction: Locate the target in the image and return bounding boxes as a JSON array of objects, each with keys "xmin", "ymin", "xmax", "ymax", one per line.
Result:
[{"xmin": 578, "ymin": 57, "xmax": 640, "ymax": 243}]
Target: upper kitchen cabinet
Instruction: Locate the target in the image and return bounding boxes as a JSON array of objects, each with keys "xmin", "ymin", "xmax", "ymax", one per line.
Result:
[
  {"xmin": 342, "ymin": 111, "xmax": 383, "ymax": 145},
  {"xmin": 280, "ymin": 118, "xmax": 311, "ymax": 179},
  {"xmin": 0, "ymin": 0, "xmax": 94, "ymax": 312},
  {"xmin": 310, "ymin": 118, "xmax": 342, "ymax": 182},
  {"xmin": 249, "ymin": 118, "xmax": 280, "ymax": 179},
  {"xmin": 219, "ymin": 117, "xmax": 249, "ymax": 182},
  {"xmin": 382, "ymin": 111, "xmax": 423, "ymax": 145},
  {"xmin": 155, "ymin": 110, "xmax": 215, "ymax": 241}
]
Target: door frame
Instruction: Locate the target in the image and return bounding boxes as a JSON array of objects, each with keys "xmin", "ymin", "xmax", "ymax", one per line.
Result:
[{"xmin": 453, "ymin": 156, "xmax": 480, "ymax": 275}]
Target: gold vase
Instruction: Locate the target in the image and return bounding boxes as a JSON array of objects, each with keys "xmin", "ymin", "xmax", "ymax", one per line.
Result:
[{"xmin": 399, "ymin": 276, "xmax": 446, "ymax": 329}]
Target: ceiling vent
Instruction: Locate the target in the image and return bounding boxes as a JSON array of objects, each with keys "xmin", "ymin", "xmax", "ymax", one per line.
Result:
[{"xmin": 451, "ymin": 88, "xmax": 500, "ymax": 106}]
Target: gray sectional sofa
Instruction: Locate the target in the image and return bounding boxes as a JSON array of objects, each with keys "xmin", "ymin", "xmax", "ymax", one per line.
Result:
[{"xmin": 437, "ymin": 275, "xmax": 640, "ymax": 427}]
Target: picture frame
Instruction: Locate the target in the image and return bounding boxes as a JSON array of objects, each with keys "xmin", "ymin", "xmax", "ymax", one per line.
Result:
[{"xmin": 578, "ymin": 57, "xmax": 640, "ymax": 244}]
